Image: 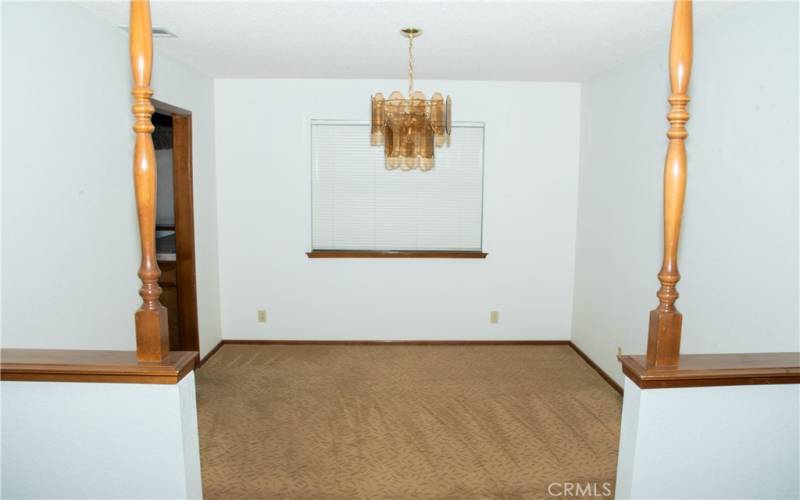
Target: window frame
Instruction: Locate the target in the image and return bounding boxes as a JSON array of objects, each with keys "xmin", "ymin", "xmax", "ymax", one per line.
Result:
[{"xmin": 308, "ymin": 119, "xmax": 487, "ymax": 259}]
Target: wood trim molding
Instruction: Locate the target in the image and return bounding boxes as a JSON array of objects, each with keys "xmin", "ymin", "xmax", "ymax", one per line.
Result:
[
  {"xmin": 222, "ymin": 339, "xmax": 568, "ymax": 346},
  {"xmin": 201, "ymin": 340, "xmax": 571, "ymax": 365},
  {"xmin": 619, "ymin": 352, "xmax": 800, "ymax": 389},
  {"xmin": 151, "ymin": 98, "xmax": 191, "ymax": 117},
  {"xmin": 0, "ymin": 349, "xmax": 197, "ymax": 384},
  {"xmin": 569, "ymin": 342, "xmax": 623, "ymax": 394},
  {"xmin": 191, "ymin": 339, "xmax": 625, "ymax": 396},
  {"xmin": 306, "ymin": 250, "xmax": 488, "ymax": 259},
  {"xmin": 197, "ymin": 340, "xmax": 224, "ymax": 368},
  {"xmin": 170, "ymin": 112, "xmax": 200, "ymax": 352}
]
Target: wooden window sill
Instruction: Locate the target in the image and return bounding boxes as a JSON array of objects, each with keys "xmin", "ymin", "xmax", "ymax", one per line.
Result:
[
  {"xmin": 0, "ymin": 349, "xmax": 198, "ymax": 384},
  {"xmin": 306, "ymin": 250, "xmax": 488, "ymax": 259},
  {"xmin": 619, "ymin": 352, "xmax": 800, "ymax": 389}
]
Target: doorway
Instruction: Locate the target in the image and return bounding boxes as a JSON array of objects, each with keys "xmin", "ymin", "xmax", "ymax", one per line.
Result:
[{"xmin": 153, "ymin": 100, "xmax": 200, "ymax": 352}]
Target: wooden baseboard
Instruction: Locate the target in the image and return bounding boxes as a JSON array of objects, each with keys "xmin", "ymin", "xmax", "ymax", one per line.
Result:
[
  {"xmin": 222, "ymin": 339, "xmax": 570, "ymax": 346},
  {"xmin": 197, "ymin": 339, "xmax": 224, "ymax": 368},
  {"xmin": 568, "ymin": 341, "xmax": 624, "ymax": 394},
  {"xmin": 201, "ymin": 339, "xmax": 623, "ymax": 394}
]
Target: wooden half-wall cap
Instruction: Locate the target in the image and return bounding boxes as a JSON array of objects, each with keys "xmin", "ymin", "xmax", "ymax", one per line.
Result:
[
  {"xmin": 0, "ymin": 349, "xmax": 197, "ymax": 384},
  {"xmin": 619, "ymin": 352, "xmax": 800, "ymax": 389}
]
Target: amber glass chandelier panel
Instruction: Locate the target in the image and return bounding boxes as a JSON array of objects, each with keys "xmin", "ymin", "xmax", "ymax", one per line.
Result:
[{"xmin": 370, "ymin": 28, "xmax": 452, "ymax": 171}]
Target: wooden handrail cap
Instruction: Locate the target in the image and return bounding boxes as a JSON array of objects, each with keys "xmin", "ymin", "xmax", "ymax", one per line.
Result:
[
  {"xmin": 619, "ymin": 352, "xmax": 800, "ymax": 389},
  {"xmin": 0, "ymin": 348, "xmax": 197, "ymax": 384}
]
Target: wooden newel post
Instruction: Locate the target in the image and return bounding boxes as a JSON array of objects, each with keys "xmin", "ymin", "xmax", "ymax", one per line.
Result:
[
  {"xmin": 647, "ymin": 0, "xmax": 693, "ymax": 368},
  {"xmin": 130, "ymin": 0, "xmax": 169, "ymax": 361}
]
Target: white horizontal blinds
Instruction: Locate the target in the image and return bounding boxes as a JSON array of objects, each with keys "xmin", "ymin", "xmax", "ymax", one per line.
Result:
[{"xmin": 312, "ymin": 122, "xmax": 484, "ymax": 251}]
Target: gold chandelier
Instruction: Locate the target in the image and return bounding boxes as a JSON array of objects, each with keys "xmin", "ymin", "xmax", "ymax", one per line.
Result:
[{"xmin": 371, "ymin": 28, "xmax": 451, "ymax": 171}]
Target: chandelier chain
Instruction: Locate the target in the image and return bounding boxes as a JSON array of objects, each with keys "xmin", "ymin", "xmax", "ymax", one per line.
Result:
[{"xmin": 408, "ymin": 34, "xmax": 414, "ymax": 96}]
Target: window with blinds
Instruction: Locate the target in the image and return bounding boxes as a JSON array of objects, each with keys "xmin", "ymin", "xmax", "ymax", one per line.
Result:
[{"xmin": 311, "ymin": 120, "xmax": 485, "ymax": 253}]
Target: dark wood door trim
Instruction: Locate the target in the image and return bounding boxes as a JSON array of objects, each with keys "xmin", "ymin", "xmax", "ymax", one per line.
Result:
[
  {"xmin": 172, "ymin": 113, "xmax": 199, "ymax": 352},
  {"xmin": 152, "ymin": 99, "xmax": 190, "ymax": 116},
  {"xmin": 153, "ymin": 100, "xmax": 200, "ymax": 353}
]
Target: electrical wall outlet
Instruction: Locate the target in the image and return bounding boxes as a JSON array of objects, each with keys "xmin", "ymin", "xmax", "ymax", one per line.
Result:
[
  {"xmin": 490, "ymin": 311, "xmax": 499, "ymax": 324},
  {"xmin": 257, "ymin": 310, "xmax": 267, "ymax": 323}
]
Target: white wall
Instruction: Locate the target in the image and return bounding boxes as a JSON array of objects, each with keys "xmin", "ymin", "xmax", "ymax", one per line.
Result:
[
  {"xmin": 572, "ymin": 1, "xmax": 799, "ymax": 385},
  {"xmin": 1, "ymin": 2, "xmax": 4, "ymax": 342},
  {"xmin": 1, "ymin": 2, "xmax": 222, "ymax": 357},
  {"xmin": 616, "ymin": 380, "xmax": 800, "ymax": 499},
  {"xmin": 1, "ymin": 373, "xmax": 202, "ymax": 499},
  {"xmin": 215, "ymin": 79, "xmax": 581, "ymax": 340}
]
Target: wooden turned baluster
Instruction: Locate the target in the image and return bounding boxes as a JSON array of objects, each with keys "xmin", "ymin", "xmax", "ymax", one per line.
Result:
[
  {"xmin": 647, "ymin": 0, "xmax": 693, "ymax": 368},
  {"xmin": 130, "ymin": 0, "xmax": 169, "ymax": 361}
]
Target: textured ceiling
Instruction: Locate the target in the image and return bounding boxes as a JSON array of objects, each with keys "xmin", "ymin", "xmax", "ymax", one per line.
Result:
[{"xmin": 80, "ymin": 1, "xmax": 733, "ymax": 81}]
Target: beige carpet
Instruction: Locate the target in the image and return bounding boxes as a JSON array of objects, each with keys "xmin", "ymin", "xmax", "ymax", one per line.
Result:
[{"xmin": 196, "ymin": 344, "xmax": 621, "ymax": 500}]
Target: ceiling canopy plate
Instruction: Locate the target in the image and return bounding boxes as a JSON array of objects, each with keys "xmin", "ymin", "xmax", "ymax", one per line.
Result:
[{"xmin": 400, "ymin": 28, "xmax": 422, "ymax": 39}]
